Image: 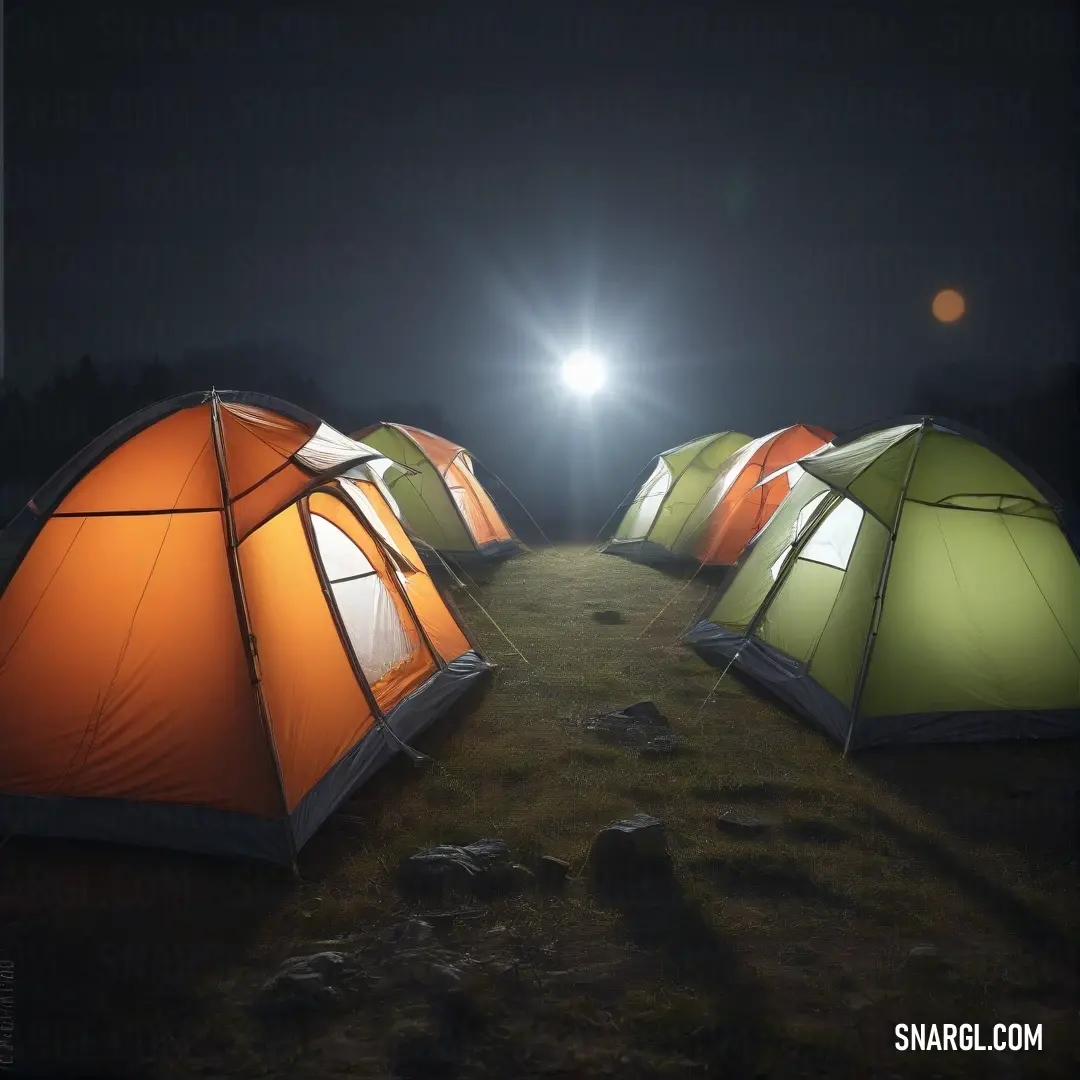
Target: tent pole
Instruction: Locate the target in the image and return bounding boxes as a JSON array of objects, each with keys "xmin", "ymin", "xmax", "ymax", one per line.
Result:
[
  {"xmin": 209, "ymin": 392, "xmax": 298, "ymax": 865},
  {"xmin": 842, "ymin": 419, "xmax": 930, "ymax": 755}
]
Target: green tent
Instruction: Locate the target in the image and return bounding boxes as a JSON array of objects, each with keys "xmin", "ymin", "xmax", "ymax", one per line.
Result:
[
  {"xmin": 684, "ymin": 418, "xmax": 1080, "ymax": 749},
  {"xmin": 351, "ymin": 422, "xmax": 524, "ymax": 566},
  {"xmin": 601, "ymin": 430, "xmax": 752, "ymax": 565}
]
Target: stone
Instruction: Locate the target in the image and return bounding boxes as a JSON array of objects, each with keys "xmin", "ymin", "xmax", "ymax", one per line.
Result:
[
  {"xmin": 907, "ymin": 944, "xmax": 941, "ymax": 960},
  {"xmin": 509, "ymin": 863, "xmax": 536, "ymax": 892},
  {"xmin": 583, "ymin": 702, "xmax": 681, "ymax": 756},
  {"xmin": 536, "ymin": 855, "xmax": 571, "ymax": 890},
  {"xmin": 308, "ymin": 936, "xmax": 360, "ymax": 949},
  {"xmin": 473, "ymin": 862, "xmax": 525, "ymax": 899},
  {"xmin": 589, "ymin": 813, "xmax": 672, "ymax": 878},
  {"xmin": 462, "ymin": 838, "xmax": 511, "ymax": 866},
  {"xmin": 257, "ymin": 951, "xmax": 358, "ymax": 1017},
  {"xmin": 397, "ymin": 838, "xmax": 512, "ymax": 901},
  {"xmin": 397, "ymin": 846, "xmax": 479, "ymax": 901}
]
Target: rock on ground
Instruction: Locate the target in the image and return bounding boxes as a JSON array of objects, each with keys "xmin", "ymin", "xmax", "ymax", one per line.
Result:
[
  {"xmin": 397, "ymin": 839, "xmax": 513, "ymax": 902},
  {"xmin": 257, "ymin": 951, "xmax": 362, "ymax": 1018},
  {"xmin": 583, "ymin": 702, "xmax": 682, "ymax": 756},
  {"xmin": 536, "ymin": 855, "xmax": 571, "ymax": 890},
  {"xmin": 589, "ymin": 813, "xmax": 673, "ymax": 879}
]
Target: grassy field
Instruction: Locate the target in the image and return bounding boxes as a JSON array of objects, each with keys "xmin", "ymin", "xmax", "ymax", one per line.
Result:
[{"xmin": 1, "ymin": 545, "xmax": 1078, "ymax": 1078}]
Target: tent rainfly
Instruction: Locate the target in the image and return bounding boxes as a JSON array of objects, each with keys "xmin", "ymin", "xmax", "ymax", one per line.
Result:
[
  {"xmin": 673, "ymin": 423, "xmax": 835, "ymax": 567},
  {"xmin": 601, "ymin": 430, "xmax": 753, "ymax": 565},
  {"xmin": 0, "ymin": 392, "xmax": 490, "ymax": 864},
  {"xmin": 351, "ymin": 423, "xmax": 524, "ymax": 566},
  {"xmin": 684, "ymin": 417, "xmax": 1080, "ymax": 749}
]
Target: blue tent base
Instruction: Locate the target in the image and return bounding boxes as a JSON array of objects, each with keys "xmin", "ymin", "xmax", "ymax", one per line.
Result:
[
  {"xmin": 0, "ymin": 651, "xmax": 492, "ymax": 864},
  {"xmin": 684, "ymin": 620, "xmax": 1080, "ymax": 750}
]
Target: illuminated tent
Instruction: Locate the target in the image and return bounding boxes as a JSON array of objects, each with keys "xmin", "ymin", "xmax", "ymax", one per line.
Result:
[
  {"xmin": 684, "ymin": 418, "xmax": 1080, "ymax": 749},
  {"xmin": 352, "ymin": 422, "xmax": 524, "ymax": 566},
  {"xmin": 0, "ymin": 392, "xmax": 490, "ymax": 864},
  {"xmin": 676, "ymin": 424, "xmax": 835, "ymax": 567},
  {"xmin": 600, "ymin": 430, "xmax": 753, "ymax": 565}
]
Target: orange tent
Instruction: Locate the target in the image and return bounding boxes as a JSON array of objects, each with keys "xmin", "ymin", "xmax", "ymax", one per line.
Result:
[
  {"xmin": 351, "ymin": 423, "xmax": 524, "ymax": 564},
  {"xmin": 0, "ymin": 392, "xmax": 489, "ymax": 865},
  {"xmin": 688, "ymin": 424, "xmax": 835, "ymax": 566}
]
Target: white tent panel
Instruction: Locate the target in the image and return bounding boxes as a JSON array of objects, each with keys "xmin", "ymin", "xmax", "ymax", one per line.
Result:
[
  {"xmin": 623, "ymin": 459, "xmax": 672, "ymax": 539},
  {"xmin": 311, "ymin": 513, "xmax": 415, "ymax": 684}
]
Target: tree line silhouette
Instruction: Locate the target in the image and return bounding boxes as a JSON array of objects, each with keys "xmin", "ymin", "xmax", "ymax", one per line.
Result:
[{"xmin": 2, "ymin": 352, "xmax": 1077, "ymax": 529}]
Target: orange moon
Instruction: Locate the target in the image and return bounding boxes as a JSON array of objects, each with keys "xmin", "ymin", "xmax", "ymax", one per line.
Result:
[{"xmin": 932, "ymin": 288, "xmax": 966, "ymax": 323}]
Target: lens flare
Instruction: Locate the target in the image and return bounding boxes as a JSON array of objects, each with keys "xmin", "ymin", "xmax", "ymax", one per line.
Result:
[
  {"xmin": 932, "ymin": 288, "xmax": 966, "ymax": 324},
  {"xmin": 561, "ymin": 349, "xmax": 606, "ymax": 395}
]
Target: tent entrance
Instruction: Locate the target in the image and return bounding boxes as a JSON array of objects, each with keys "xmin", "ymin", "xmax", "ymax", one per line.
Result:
[
  {"xmin": 619, "ymin": 459, "xmax": 672, "ymax": 540},
  {"xmin": 309, "ymin": 512, "xmax": 415, "ymax": 685},
  {"xmin": 445, "ymin": 456, "xmax": 505, "ymax": 546},
  {"xmin": 757, "ymin": 495, "xmax": 867, "ymax": 666}
]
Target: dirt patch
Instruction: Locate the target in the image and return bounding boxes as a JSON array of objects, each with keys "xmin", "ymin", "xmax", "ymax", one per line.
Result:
[{"xmin": 591, "ymin": 609, "xmax": 624, "ymax": 625}]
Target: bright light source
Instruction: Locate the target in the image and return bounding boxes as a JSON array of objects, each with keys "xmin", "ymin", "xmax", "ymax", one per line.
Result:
[{"xmin": 561, "ymin": 349, "xmax": 606, "ymax": 396}]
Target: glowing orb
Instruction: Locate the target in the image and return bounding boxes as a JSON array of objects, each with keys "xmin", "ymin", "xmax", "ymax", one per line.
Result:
[
  {"xmin": 560, "ymin": 349, "xmax": 606, "ymax": 395},
  {"xmin": 932, "ymin": 288, "xmax": 966, "ymax": 324}
]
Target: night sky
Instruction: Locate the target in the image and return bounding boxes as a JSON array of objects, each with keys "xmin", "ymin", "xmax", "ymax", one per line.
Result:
[{"xmin": 4, "ymin": 1, "xmax": 1076, "ymax": 527}]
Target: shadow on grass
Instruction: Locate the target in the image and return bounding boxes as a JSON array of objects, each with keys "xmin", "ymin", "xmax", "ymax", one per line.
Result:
[
  {"xmin": 859, "ymin": 805, "xmax": 1080, "ymax": 966},
  {"xmin": 0, "ymin": 840, "xmax": 292, "ymax": 1076},
  {"xmin": 693, "ymin": 652, "xmax": 1080, "ymax": 873},
  {"xmin": 857, "ymin": 741, "xmax": 1080, "ymax": 862},
  {"xmin": 625, "ymin": 556, "xmax": 733, "ymax": 587},
  {"xmin": 673, "ymin": 565, "xmax": 732, "ymax": 588},
  {"xmin": 592, "ymin": 869, "xmax": 772, "ymax": 1070},
  {"xmin": 784, "ymin": 819, "xmax": 853, "ymax": 844},
  {"xmin": 691, "ymin": 853, "xmax": 866, "ymax": 912},
  {"xmin": 589, "ymin": 867, "xmax": 860, "ymax": 1075},
  {"xmin": 688, "ymin": 780, "xmax": 831, "ymax": 806}
]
